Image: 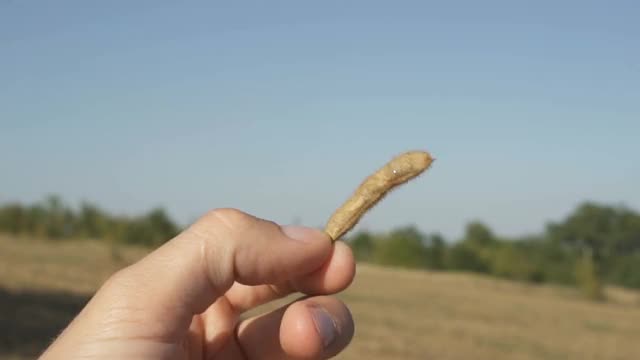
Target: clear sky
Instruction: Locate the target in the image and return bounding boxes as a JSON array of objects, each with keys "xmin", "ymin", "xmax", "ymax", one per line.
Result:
[{"xmin": 1, "ymin": 1, "xmax": 638, "ymax": 240}]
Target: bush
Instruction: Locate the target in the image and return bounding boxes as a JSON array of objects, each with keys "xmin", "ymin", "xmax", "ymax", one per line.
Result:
[
  {"xmin": 489, "ymin": 244, "xmax": 540, "ymax": 282},
  {"xmin": 372, "ymin": 226, "xmax": 428, "ymax": 269},
  {"xmin": 445, "ymin": 243, "xmax": 490, "ymax": 273},
  {"xmin": 575, "ymin": 252, "xmax": 606, "ymax": 301},
  {"xmin": 605, "ymin": 253, "xmax": 640, "ymax": 289}
]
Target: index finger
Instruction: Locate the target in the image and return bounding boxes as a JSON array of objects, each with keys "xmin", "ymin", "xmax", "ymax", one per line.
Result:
[
  {"xmin": 92, "ymin": 208, "xmax": 334, "ymax": 340},
  {"xmin": 224, "ymin": 240, "xmax": 355, "ymax": 314}
]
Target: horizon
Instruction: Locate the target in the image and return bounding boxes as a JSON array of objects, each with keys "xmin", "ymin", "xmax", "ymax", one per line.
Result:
[
  {"xmin": 1, "ymin": 1, "xmax": 638, "ymax": 240},
  {"xmin": 1, "ymin": 193, "xmax": 638, "ymax": 243}
]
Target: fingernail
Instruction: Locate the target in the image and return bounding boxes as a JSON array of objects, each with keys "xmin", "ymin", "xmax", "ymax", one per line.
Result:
[
  {"xmin": 308, "ymin": 303, "xmax": 338, "ymax": 348},
  {"xmin": 281, "ymin": 225, "xmax": 316, "ymax": 242}
]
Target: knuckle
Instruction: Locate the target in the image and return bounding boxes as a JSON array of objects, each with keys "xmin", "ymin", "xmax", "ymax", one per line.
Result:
[
  {"xmin": 100, "ymin": 265, "xmax": 136, "ymax": 295},
  {"xmin": 204, "ymin": 208, "xmax": 253, "ymax": 231},
  {"xmin": 200, "ymin": 208, "xmax": 281, "ymax": 237}
]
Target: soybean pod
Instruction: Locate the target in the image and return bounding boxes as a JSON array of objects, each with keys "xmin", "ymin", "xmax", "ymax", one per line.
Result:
[{"xmin": 324, "ymin": 150, "xmax": 434, "ymax": 241}]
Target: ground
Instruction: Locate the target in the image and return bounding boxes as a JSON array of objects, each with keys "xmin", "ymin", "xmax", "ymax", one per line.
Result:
[{"xmin": 1, "ymin": 234, "xmax": 639, "ymax": 359}]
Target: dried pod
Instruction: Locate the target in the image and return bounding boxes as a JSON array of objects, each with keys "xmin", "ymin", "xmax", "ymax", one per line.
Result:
[{"xmin": 324, "ymin": 150, "xmax": 434, "ymax": 241}]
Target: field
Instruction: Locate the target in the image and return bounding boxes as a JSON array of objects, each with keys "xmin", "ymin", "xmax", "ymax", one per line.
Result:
[{"xmin": 2, "ymin": 234, "xmax": 640, "ymax": 360}]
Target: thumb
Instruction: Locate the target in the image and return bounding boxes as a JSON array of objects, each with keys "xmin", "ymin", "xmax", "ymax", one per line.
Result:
[{"xmin": 93, "ymin": 208, "xmax": 332, "ymax": 337}]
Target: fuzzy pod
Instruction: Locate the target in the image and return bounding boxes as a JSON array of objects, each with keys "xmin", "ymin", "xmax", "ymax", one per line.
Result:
[{"xmin": 324, "ymin": 150, "xmax": 434, "ymax": 241}]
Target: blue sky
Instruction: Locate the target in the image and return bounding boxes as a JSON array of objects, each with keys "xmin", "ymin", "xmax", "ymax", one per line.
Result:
[{"xmin": 1, "ymin": 1, "xmax": 638, "ymax": 239}]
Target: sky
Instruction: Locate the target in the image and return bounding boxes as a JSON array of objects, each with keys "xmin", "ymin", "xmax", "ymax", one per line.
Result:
[{"xmin": 1, "ymin": 1, "xmax": 638, "ymax": 240}]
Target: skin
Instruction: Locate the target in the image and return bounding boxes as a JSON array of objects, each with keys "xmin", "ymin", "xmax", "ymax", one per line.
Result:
[
  {"xmin": 324, "ymin": 150, "xmax": 434, "ymax": 241},
  {"xmin": 39, "ymin": 208, "xmax": 356, "ymax": 360}
]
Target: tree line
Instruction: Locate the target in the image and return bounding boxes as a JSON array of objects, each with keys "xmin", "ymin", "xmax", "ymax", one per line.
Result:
[
  {"xmin": 1, "ymin": 196, "xmax": 639, "ymax": 299},
  {"xmin": 0, "ymin": 195, "xmax": 179, "ymax": 247},
  {"xmin": 345, "ymin": 202, "xmax": 640, "ymax": 300}
]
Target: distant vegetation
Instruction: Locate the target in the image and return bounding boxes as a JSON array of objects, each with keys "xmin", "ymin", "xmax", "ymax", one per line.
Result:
[
  {"xmin": 0, "ymin": 195, "xmax": 179, "ymax": 247},
  {"xmin": 346, "ymin": 202, "xmax": 640, "ymax": 300},
  {"xmin": 1, "ymin": 195, "xmax": 640, "ymax": 299}
]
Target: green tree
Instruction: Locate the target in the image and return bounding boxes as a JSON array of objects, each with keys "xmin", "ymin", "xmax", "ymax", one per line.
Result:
[
  {"xmin": 605, "ymin": 253, "xmax": 640, "ymax": 289},
  {"xmin": 146, "ymin": 208, "xmax": 179, "ymax": 242},
  {"xmin": 0, "ymin": 203, "xmax": 27, "ymax": 235},
  {"xmin": 78, "ymin": 202, "xmax": 108, "ymax": 239},
  {"xmin": 464, "ymin": 221, "xmax": 497, "ymax": 247},
  {"xmin": 522, "ymin": 237, "xmax": 576, "ymax": 285},
  {"xmin": 547, "ymin": 202, "xmax": 637, "ymax": 262},
  {"xmin": 446, "ymin": 221, "xmax": 496, "ymax": 273},
  {"xmin": 445, "ymin": 242, "xmax": 490, "ymax": 273},
  {"xmin": 424, "ymin": 233, "xmax": 446, "ymax": 270},
  {"xmin": 372, "ymin": 225, "xmax": 428, "ymax": 269},
  {"xmin": 349, "ymin": 231, "xmax": 375, "ymax": 262},
  {"xmin": 43, "ymin": 194, "xmax": 67, "ymax": 239},
  {"xmin": 489, "ymin": 243, "xmax": 541, "ymax": 283},
  {"xmin": 25, "ymin": 204, "xmax": 48, "ymax": 238}
]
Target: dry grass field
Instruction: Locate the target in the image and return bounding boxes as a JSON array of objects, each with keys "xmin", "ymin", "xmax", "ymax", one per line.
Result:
[{"xmin": 2, "ymin": 234, "xmax": 640, "ymax": 359}]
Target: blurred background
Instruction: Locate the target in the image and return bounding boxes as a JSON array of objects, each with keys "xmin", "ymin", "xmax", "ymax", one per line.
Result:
[{"xmin": 1, "ymin": 1, "xmax": 639, "ymax": 359}]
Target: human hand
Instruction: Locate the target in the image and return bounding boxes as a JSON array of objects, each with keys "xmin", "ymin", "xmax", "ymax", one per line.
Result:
[{"xmin": 39, "ymin": 208, "xmax": 356, "ymax": 359}]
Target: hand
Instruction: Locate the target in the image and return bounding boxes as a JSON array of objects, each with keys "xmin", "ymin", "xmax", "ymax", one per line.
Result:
[{"xmin": 39, "ymin": 208, "xmax": 356, "ymax": 359}]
